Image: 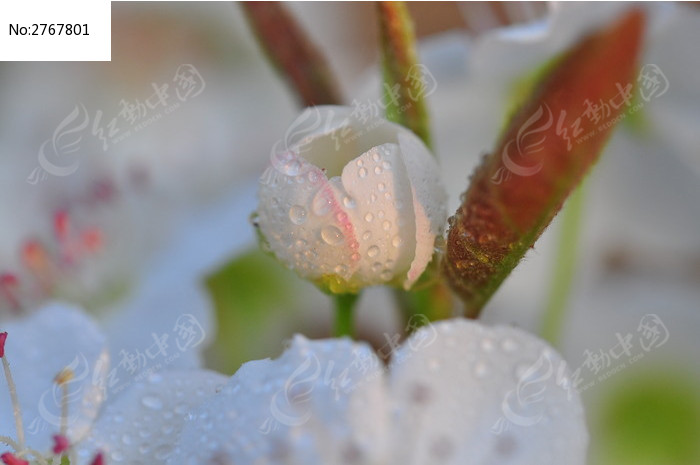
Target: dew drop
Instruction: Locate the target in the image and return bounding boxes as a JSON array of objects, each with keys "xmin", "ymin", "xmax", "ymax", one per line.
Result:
[
  {"xmin": 501, "ymin": 338, "xmax": 518, "ymax": 353},
  {"xmin": 283, "ymin": 159, "xmax": 302, "ymax": 176},
  {"xmin": 367, "ymin": 246, "xmax": 379, "ymax": 258},
  {"xmin": 374, "ymin": 166, "xmax": 383, "ymax": 175},
  {"xmin": 288, "ymin": 205, "xmax": 307, "ymax": 225},
  {"xmin": 358, "ymin": 168, "xmax": 368, "ymax": 178},
  {"xmin": 155, "ymin": 444, "xmax": 174, "ymax": 460},
  {"xmin": 481, "ymin": 338, "xmax": 495, "ymax": 353},
  {"xmin": 377, "ymin": 182, "xmax": 386, "ymax": 192},
  {"xmin": 321, "ymin": 225, "xmax": 344, "ymax": 245},
  {"xmin": 364, "ymin": 213, "xmax": 374, "ymax": 223},
  {"xmin": 382, "ymin": 220, "xmax": 391, "ymax": 231},
  {"xmin": 343, "ymin": 197, "xmax": 356, "ymax": 209},
  {"xmin": 312, "ymin": 192, "xmax": 332, "ymax": 216},
  {"xmin": 474, "ymin": 361, "xmax": 489, "ymax": 378},
  {"xmin": 141, "ymin": 395, "xmax": 163, "ymax": 410},
  {"xmin": 334, "ymin": 264, "xmax": 348, "ymax": 275},
  {"xmin": 392, "ymin": 236, "xmax": 403, "ymax": 248},
  {"xmin": 372, "ymin": 152, "xmax": 380, "ymax": 162},
  {"xmin": 362, "ymin": 231, "xmax": 372, "ymax": 241}
]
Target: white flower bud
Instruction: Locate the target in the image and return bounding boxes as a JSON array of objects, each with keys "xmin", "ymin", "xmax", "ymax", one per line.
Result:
[{"xmin": 256, "ymin": 106, "xmax": 447, "ymax": 293}]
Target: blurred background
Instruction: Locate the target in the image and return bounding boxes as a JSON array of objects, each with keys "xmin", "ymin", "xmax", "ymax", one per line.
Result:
[{"xmin": 0, "ymin": 2, "xmax": 698, "ymax": 464}]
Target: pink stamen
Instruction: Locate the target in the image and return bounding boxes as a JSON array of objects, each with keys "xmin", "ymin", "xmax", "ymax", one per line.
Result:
[
  {"xmin": 0, "ymin": 275, "xmax": 21, "ymax": 313},
  {"xmin": 81, "ymin": 228, "xmax": 103, "ymax": 253},
  {"xmin": 0, "ymin": 332, "xmax": 6, "ymax": 358},
  {"xmin": 53, "ymin": 210, "xmax": 71, "ymax": 243},
  {"xmin": 89, "ymin": 451, "xmax": 104, "ymax": 465},
  {"xmin": 21, "ymin": 240, "xmax": 53, "ymax": 293},
  {"xmin": 52, "ymin": 434, "xmax": 70, "ymax": 454},
  {"xmin": 0, "ymin": 452, "xmax": 28, "ymax": 465}
]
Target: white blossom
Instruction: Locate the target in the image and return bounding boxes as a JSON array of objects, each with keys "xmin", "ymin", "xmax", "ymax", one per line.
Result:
[{"xmin": 256, "ymin": 106, "xmax": 447, "ymax": 293}]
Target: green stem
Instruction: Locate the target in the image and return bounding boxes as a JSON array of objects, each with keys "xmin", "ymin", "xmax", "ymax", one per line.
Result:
[
  {"xmin": 333, "ymin": 293, "xmax": 359, "ymax": 338},
  {"xmin": 540, "ymin": 184, "xmax": 586, "ymax": 346}
]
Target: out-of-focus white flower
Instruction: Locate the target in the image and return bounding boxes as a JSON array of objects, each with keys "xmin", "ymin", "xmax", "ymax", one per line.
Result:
[
  {"xmin": 256, "ymin": 106, "xmax": 447, "ymax": 293},
  {"xmin": 0, "ymin": 303, "xmax": 227, "ymax": 465},
  {"xmin": 0, "ymin": 305, "xmax": 588, "ymax": 465},
  {"xmin": 168, "ymin": 318, "xmax": 587, "ymax": 465}
]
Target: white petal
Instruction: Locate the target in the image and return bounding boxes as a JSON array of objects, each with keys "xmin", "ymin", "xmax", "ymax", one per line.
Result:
[
  {"xmin": 397, "ymin": 131, "xmax": 447, "ymax": 288},
  {"xmin": 257, "ymin": 147, "xmax": 359, "ymax": 284},
  {"xmin": 339, "ymin": 143, "xmax": 417, "ymax": 287},
  {"xmin": 0, "ymin": 303, "xmax": 108, "ymax": 451},
  {"xmin": 389, "ymin": 319, "xmax": 587, "ymax": 465},
  {"xmin": 258, "ymin": 105, "xmax": 446, "ymax": 289},
  {"xmin": 75, "ymin": 370, "xmax": 226, "ymax": 465},
  {"xmin": 100, "ymin": 270, "xmax": 214, "ymax": 396},
  {"xmin": 169, "ymin": 336, "xmax": 388, "ymax": 465}
]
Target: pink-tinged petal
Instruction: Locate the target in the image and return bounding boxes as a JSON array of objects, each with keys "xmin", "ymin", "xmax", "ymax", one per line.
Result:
[{"xmin": 397, "ymin": 131, "xmax": 447, "ymax": 288}]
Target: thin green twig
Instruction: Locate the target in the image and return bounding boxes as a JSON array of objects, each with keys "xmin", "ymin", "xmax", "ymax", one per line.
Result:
[{"xmin": 540, "ymin": 184, "xmax": 586, "ymax": 346}]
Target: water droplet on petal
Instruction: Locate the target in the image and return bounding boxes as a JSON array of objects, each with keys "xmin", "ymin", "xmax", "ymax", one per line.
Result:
[
  {"xmin": 289, "ymin": 205, "xmax": 307, "ymax": 225},
  {"xmin": 392, "ymin": 236, "xmax": 403, "ymax": 248},
  {"xmin": 343, "ymin": 197, "xmax": 356, "ymax": 209},
  {"xmin": 312, "ymin": 192, "xmax": 332, "ymax": 216},
  {"xmin": 321, "ymin": 225, "xmax": 344, "ymax": 245},
  {"xmin": 358, "ymin": 168, "xmax": 368, "ymax": 178},
  {"xmin": 382, "ymin": 220, "xmax": 391, "ymax": 231},
  {"xmin": 364, "ymin": 213, "xmax": 374, "ymax": 223},
  {"xmin": 362, "ymin": 231, "xmax": 372, "ymax": 241},
  {"xmin": 377, "ymin": 182, "xmax": 386, "ymax": 192},
  {"xmin": 367, "ymin": 246, "xmax": 379, "ymax": 258},
  {"xmin": 141, "ymin": 395, "xmax": 163, "ymax": 410},
  {"xmin": 334, "ymin": 264, "xmax": 348, "ymax": 275},
  {"xmin": 474, "ymin": 361, "xmax": 489, "ymax": 378}
]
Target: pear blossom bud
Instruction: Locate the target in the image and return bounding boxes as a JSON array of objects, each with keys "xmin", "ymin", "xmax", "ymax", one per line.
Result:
[{"xmin": 256, "ymin": 106, "xmax": 447, "ymax": 293}]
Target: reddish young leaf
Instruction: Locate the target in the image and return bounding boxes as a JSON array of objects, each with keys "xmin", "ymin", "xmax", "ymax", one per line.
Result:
[
  {"xmin": 444, "ymin": 10, "xmax": 646, "ymax": 317},
  {"xmin": 377, "ymin": 1, "xmax": 432, "ymax": 149},
  {"xmin": 241, "ymin": 2, "xmax": 342, "ymax": 106}
]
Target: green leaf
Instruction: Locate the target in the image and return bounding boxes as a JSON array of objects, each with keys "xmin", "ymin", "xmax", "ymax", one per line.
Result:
[
  {"xmin": 444, "ymin": 10, "xmax": 646, "ymax": 317},
  {"xmin": 593, "ymin": 371, "xmax": 700, "ymax": 465},
  {"xmin": 204, "ymin": 247, "xmax": 318, "ymax": 373},
  {"xmin": 241, "ymin": 2, "xmax": 342, "ymax": 106},
  {"xmin": 377, "ymin": 1, "xmax": 432, "ymax": 148},
  {"xmin": 377, "ymin": 1, "xmax": 452, "ymax": 325}
]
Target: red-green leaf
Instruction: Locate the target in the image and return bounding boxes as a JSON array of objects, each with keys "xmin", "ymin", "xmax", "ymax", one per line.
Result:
[
  {"xmin": 444, "ymin": 10, "xmax": 646, "ymax": 317},
  {"xmin": 241, "ymin": 2, "xmax": 342, "ymax": 106},
  {"xmin": 377, "ymin": 1, "xmax": 432, "ymax": 148}
]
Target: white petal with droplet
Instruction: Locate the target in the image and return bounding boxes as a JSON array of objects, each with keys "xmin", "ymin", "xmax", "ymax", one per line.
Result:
[
  {"xmin": 397, "ymin": 131, "xmax": 447, "ymax": 288},
  {"xmin": 76, "ymin": 370, "xmax": 226, "ymax": 465},
  {"xmin": 388, "ymin": 319, "xmax": 588, "ymax": 465},
  {"xmin": 0, "ymin": 302, "xmax": 108, "ymax": 451},
  {"xmin": 168, "ymin": 336, "xmax": 388, "ymax": 465},
  {"xmin": 257, "ymin": 106, "xmax": 447, "ymax": 289}
]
